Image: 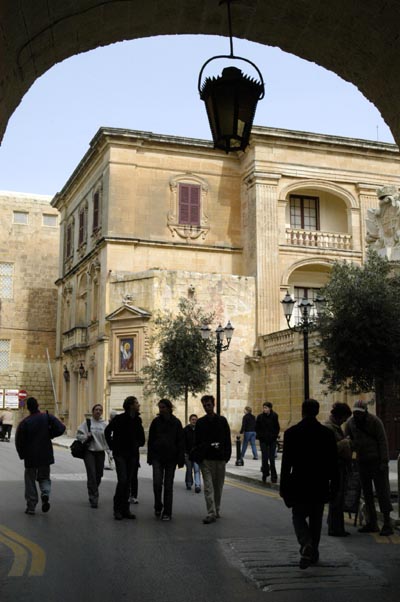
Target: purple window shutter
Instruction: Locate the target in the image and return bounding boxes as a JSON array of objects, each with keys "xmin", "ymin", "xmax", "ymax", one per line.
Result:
[
  {"xmin": 93, "ymin": 192, "xmax": 99, "ymax": 231},
  {"xmin": 179, "ymin": 185, "xmax": 190, "ymax": 224},
  {"xmin": 179, "ymin": 184, "xmax": 200, "ymax": 225},
  {"xmin": 189, "ymin": 186, "xmax": 200, "ymax": 226}
]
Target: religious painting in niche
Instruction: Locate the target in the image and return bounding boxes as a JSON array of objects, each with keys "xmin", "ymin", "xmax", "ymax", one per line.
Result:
[{"xmin": 119, "ymin": 337, "xmax": 134, "ymax": 372}]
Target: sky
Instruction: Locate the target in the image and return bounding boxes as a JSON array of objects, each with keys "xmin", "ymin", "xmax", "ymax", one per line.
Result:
[{"xmin": 0, "ymin": 35, "xmax": 396, "ymax": 197}]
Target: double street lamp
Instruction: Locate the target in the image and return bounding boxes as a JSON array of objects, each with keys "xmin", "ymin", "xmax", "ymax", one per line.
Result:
[
  {"xmin": 281, "ymin": 292, "xmax": 325, "ymax": 400},
  {"xmin": 200, "ymin": 321, "xmax": 234, "ymax": 415}
]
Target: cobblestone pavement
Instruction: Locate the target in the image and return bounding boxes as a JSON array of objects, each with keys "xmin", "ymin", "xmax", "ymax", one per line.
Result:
[{"xmin": 220, "ymin": 536, "xmax": 387, "ymax": 592}]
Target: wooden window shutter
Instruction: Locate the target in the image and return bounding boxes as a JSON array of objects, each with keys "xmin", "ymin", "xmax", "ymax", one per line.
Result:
[
  {"xmin": 93, "ymin": 192, "xmax": 99, "ymax": 231},
  {"xmin": 179, "ymin": 184, "xmax": 201, "ymax": 226}
]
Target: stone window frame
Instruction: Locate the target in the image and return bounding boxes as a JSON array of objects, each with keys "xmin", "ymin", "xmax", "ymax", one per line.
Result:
[
  {"xmin": 111, "ymin": 327, "xmax": 144, "ymax": 380},
  {"xmin": 77, "ymin": 200, "xmax": 88, "ymax": 257},
  {"xmin": 168, "ymin": 173, "xmax": 210, "ymax": 240},
  {"xmin": 13, "ymin": 211, "xmax": 28, "ymax": 225},
  {"xmin": 91, "ymin": 182, "xmax": 103, "ymax": 237}
]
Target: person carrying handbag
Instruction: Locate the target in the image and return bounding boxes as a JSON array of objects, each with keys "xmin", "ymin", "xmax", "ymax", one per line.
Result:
[{"xmin": 76, "ymin": 404, "xmax": 108, "ymax": 508}]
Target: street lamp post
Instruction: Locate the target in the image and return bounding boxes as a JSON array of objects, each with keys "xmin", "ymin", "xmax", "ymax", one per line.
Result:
[
  {"xmin": 281, "ymin": 292, "xmax": 325, "ymax": 400},
  {"xmin": 200, "ymin": 321, "xmax": 234, "ymax": 415}
]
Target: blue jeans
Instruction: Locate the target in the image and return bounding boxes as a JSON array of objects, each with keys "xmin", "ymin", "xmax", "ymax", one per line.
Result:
[
  {"xmin": 184, "ymin": 453, "xmax": 201, "ymax": 488},
  {"xmin": 241, "ymin": 431, "xmax": 258, "ymax": 459}
]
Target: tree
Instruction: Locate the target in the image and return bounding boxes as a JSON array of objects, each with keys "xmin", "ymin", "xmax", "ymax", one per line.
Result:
[
  {"xmin": 318, "ymin": 250, "xmax": 400, "ymax": 393},
  {"xmin": 142, "ymin": 297, "xmax": 215, "ymax": 423}
]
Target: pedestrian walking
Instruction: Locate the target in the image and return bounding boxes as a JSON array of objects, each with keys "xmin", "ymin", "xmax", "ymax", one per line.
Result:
[
  {"xmin": 240, "ymin": 406, "xmax": 258, "ymax": 460},
  {"xmin": 15, "ymin": 397, "xmax": 66, "ymax": 515},
  {"xmin": 0, "ymin": 407, "xmax": 14, "ymax": 442},
  {"xmin": 183, "ymin": 414, "xmax": 201, "ymax": 493},
  {"xmin": 147, "ymin": 399, "xmax": 184, "ymax": 521},
  {"xmin": 280, "ymin": 399, "xmax": 339, "ymax": 569},
  {"xmin": 105, "ymin": 396, "xmax": 145, "ymax": 521},
  {"xmin": 324, "ymin": 402, "xmax": 352, "ymax": 536},
  {"xmin": 256, "ymin": 402, "xmax": 280, "ymax": 483},
  {"xmin": 76, "ymin": 404, "xmax": 108, "ymax": 508},
  {"xmin": 193, "ymin": 394, "xmax": 232, "ymax": 524},
  {"xmin": 345, "ymin": 400, "xmax": 394, "ymax": 536}
]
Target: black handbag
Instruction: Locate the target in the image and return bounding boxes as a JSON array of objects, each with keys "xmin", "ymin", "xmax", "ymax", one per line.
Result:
[{"xmin": 70, "ymin": 418, "xmax": 91, "ymax": 459}]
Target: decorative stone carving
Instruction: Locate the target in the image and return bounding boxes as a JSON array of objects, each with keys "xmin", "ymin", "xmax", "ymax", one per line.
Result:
[
  {"xmin": 366, "ymin": 185, "xmax": 400, "ymax": 260},
  {"xmin": 167, "ymin": 173, "xmax": 210, "ymax": 240}
]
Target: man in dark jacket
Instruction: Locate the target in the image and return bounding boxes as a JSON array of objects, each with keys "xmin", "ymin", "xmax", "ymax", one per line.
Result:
[
  {"xmin": 345, "ymin": 400, "xmax": 393, "ymax": 536},
  {"xmin": 240, "ymin": 406, "xmax": 258, "ymax": 460},
  {"xmin": 105, "ymin": 396, "xmax": 145, "ymax": 520},
  {"xmin": 183, "ymin": 414, "xmax": 201, "ymax": 492},
  {"xmin": 15, "ymin": 397, "xmax": 65, "ymax": 515},
  {"xmin": 194, "ymin": 394, "xmax": 231, "ymax": 524},
  {"xmin": 280, "ymin": 399, "xmax": 338, "ymax": 569},
  {"xmin": 256, "ymin": 402, "xmax": 280, "ymax": 483}
]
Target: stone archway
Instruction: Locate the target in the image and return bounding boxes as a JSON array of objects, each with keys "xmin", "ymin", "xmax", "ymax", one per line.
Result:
[{"xmin": 1, "ymin": 1, "xmax": 400, "ymax": 146}]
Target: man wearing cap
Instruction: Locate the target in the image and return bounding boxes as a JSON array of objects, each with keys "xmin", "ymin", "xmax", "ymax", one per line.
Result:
[{"xmin": 345, "ymin": 400, "xmax": 393, "ymax": 536}]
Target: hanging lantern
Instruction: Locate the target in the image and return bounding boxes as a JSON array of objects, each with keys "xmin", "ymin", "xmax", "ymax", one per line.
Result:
[{"xmin": 198, "ymin": 0, "xmax": 265, "ymax": 153}]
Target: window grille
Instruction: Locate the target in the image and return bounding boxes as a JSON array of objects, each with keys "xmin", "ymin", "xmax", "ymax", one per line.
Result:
[
  {"xmin": 0, "ymin": 340, "xmax": 10, "ymax": 370},
  {"xmin": 0, "ymin": 263, "xmax": 13, "ymax": 298}
]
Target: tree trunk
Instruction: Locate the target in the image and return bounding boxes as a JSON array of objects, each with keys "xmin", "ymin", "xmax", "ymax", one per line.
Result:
[{"xmin": 184, "ymin": 386, "xmax": 188, "ymax": 425}]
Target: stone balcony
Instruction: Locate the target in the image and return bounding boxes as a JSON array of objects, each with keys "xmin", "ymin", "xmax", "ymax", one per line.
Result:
[
  {"xmin": 62, "ymin": 326, "xmax": 88, "ymax": 351},
  {"xmin": 285, "ymin": 228, "xmax": 352, "ymax": 250}
]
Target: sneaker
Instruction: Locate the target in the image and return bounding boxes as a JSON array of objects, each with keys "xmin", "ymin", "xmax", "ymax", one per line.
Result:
[
  {"xmin": 122, "ymin": 512, "xmax": 136, "ymax": 519},
  {"xmin": 299, "ymin": 544, "xmax": 313, "ymax": 570},
  {"xmin": 41, "ymin": 494, "xmax": 50, "ymax": 513},
  {"xmin": 154, "ymin": 510, "xmax": 162, "ymax": 518},
  {"xmin": 25, "ymin": 508, "xmax": 35, "ymax": 515},
  {"xmin": 186, "ymin": 485, "xmax": 192, "ymax": 490},
  {"xmin": 380, "ymin": 524, "xmax": 394, "ymax": 536},
  {"xmin": 161, "ymin": 513, "xmax": 171, "ymax": 521},
  {"xmin": 202, "ymin": 515, "xmax": 216, "ymax": 524},
  {"xmin": 114, "ymin": 512, "xmax": 123, "ymax": 520},
  {"xmin": 216, "ymin": 511, "xmax": 221, "ymax": 519},
  {"xmin": 195, "ymin": 486, "xmax": 201, "ymax": 493},
  {"xmin": 358, "ymin": 523, "xmax": 379, "ymax": 533},
  {"xmin": 253, "ymin": 457, "xmax": 258, "ymax": 460}
]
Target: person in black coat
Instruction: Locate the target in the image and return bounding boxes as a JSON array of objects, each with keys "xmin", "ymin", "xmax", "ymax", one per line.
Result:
[
  {"xmin": 183, "ymin": 414, "xmax": 201, "ymax": 492},
  {"xmin": 256, "ymin": 402, "xmax": 280, "ymax": 483},
  {"xmin": 147, "ymin": 399, "xmax": 184, "ymax": 521},
  {"xmin": 280, "ymin": 399, "xmax": 339, "ymax": 569},
  {"xmin": 240, "ymin": 406, "xmax": 258, "ymax": 460},
  {"xmin": 105, "ymin": 396, "xmax": 145, "ymax": 520},
  {"xmin": 15, "ymin": 397, "xmax": 66, "ymax": 515}
]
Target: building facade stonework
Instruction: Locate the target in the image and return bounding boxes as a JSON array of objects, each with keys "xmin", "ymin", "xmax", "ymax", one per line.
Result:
[
  {"xmin": 0, "ymin": 191, "xmax": 59, "ymax": 427},
  {"xmin": 49, "ymin": 126, "xmax": 400, "ymax": 434}
]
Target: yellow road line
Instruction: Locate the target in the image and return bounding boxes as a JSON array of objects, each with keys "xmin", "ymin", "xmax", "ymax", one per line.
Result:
[
  {"xmin": 0, "ymin": 525, "xmax": 46, "ymax": 576},
  {"xmin": 0, "ymin": 532, "xmax": 28, "ymax": 577},
  {"xmin": 225, "ymin": 478, "xmax": 280, "ymax": 499}
]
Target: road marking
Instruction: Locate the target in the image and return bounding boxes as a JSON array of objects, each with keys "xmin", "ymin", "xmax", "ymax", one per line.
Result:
[
  {"xmin": 0, "ymin": 525, "xmax": 46, "ymax": 576},
  {"xmin": 0, "ymin": 532, "xmax": 28, "ymax": 577},
  {"xmin": 226, "ymin": 478, "xmax": 286, "ymax": 499}
]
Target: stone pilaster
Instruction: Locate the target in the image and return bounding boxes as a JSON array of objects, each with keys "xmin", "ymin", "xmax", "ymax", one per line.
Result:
[
  {"xmin": 357, "ymin": 183, "xmax": 380, "ymax": 260},
  {"xmin": 244, "ymin": 172, "xmax": 281, "ymax": 336}
]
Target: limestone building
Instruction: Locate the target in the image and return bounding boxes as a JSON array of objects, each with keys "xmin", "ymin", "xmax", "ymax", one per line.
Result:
[
  {"xmin": 0, "ymin": 191, "xmax": 59, "ymax": 425},
  {"xmin": 51, "ymin": 126, "xmax": 400, "ymax": 434}
]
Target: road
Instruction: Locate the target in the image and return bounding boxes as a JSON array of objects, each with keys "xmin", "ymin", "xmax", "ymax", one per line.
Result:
[{"xmin": 0, "ymin": 441, "xmax": 399, "ymax": 602}]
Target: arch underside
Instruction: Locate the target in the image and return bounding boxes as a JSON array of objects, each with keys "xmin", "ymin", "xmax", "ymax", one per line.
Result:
[{"xmin": 1, "ymin": 1, "xmax": 400, "ymax": 146}]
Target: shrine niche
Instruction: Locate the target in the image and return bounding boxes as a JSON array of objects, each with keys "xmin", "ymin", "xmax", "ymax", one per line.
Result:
[{"xmin": 366, "ymin": 185, "xmax": 400, "ymax": 260}]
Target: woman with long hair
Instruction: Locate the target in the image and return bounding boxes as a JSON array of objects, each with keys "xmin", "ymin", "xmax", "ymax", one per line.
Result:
[
  {"xmin": 147, "ymin": 399, "xmax": 184, "ymax": 521},
  {"xmin": 77, "ymin": 403, "xmax": 108, "ymax": 508}
]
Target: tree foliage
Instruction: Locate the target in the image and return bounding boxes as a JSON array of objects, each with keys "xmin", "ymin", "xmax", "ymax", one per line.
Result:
[
  {"xmin": 142, "ymin": 297, "xmax": 215, "ymax": 421},
  {"xmin": 318, "ymin": 250, "xmax": 400, "ymax": 393}
]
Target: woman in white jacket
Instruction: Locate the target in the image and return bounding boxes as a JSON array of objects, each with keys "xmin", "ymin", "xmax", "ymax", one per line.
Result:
[{"xmin": 77, "ymin": 404, "xmax": 108, "ymax": 508}]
